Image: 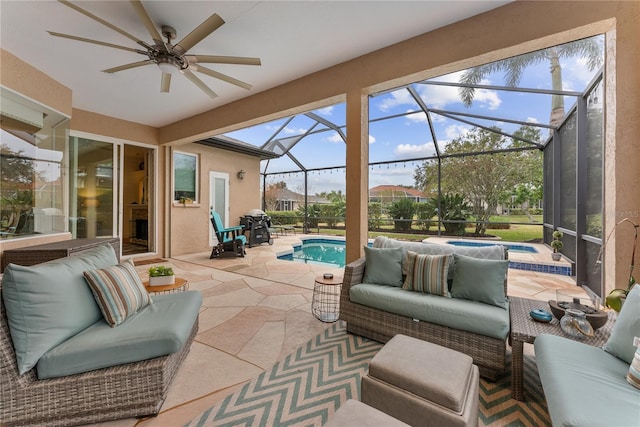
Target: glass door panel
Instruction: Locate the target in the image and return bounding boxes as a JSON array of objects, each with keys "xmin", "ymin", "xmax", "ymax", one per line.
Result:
[{"xmin": 69, "ymin": 137, "xmax": 118, "ymax": 238}]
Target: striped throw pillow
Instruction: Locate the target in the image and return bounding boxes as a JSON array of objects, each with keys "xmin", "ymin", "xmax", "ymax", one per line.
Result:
[
  {"xmin": 83, "ymin": 262, "xmax": 152, "ymax": 327},
  {"xmin": 627, "ymin": 345, "xmax": 640, "ymax": 390},
  {"xmin": 402, "ymin": 251, "xmax": 451, "ymax": 296}
]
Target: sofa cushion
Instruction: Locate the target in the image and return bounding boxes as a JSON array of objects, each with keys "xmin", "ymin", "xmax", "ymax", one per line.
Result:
[
  {"xmin": 450, "ymin": 254, "xmax": 509, "ymax": 309},
  {"xmin": 1, "ymin": 244, "xmax": 118, "ymax": 375},
  {"xmin": 604, "ymin": 284, "xmax": 640, "ymax": 364},
  {"xmin": 362, "ymin": 246, "xmax": 403, "ymax": 287},
  {"xmin": 36, "ymin": 290, "xmax": 202, "ymax": 379},
  {"xmin": 402, "ymin": 252, "xmax": 451, "ymax": 296},
  {"xmin": 373, "ymin": 236, "xmax": 506, "ymax": 278},
  {"xmin": 628, "ymin": 346, "xmax": 640, "ymax": 390},
  {"xmin": 83, "ymin": 261, "xmax": 153, "ymax": 327},
  {"xmin": 535, "ymin": 333, "xmax": 640, "ymax": 427},
  {"xmin": 350, "ymin": 283, "xmax": 510, "ymax": 340}
]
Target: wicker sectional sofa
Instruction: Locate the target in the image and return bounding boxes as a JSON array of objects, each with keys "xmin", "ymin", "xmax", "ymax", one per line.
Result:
[
  {"xmin": 340, "ymin": 236, "xmax": 510, "ymax": 380},
  {"xmin": 0, "ymin": 244, "xmax": 201, "ymax": 426}
]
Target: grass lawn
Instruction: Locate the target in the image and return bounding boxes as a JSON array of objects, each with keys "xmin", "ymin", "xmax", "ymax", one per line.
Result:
[{"xmin": 312, "ymin": 214, "xmax": 544, "ymax": 243}]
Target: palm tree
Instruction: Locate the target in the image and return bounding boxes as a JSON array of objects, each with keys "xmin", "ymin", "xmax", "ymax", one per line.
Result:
[{"xmin": 458, "ymin": 37, "xmax": 603, "ymax": 126}]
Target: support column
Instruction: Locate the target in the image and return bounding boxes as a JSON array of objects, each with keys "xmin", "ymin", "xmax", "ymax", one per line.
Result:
[{"xmin": 345, "ymin": 89, "xmax": 368, "ymax": 264}]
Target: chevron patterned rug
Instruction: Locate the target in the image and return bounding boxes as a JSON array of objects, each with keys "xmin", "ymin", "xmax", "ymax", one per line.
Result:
[{"xmin": 185, "ymin": 322, "xmax": 550, "ymax": 427}]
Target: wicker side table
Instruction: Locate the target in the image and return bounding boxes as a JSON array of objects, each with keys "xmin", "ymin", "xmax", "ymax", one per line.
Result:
[
  {"xmin": 312, "ymin": 275, "xmax": 343, "ymax": 322},
  {"xmin": 509, "ymin": 296, "xmax": 614, "ymax": 401}
]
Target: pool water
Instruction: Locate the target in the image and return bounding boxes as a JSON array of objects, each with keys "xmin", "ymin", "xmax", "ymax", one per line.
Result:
[
  {"xmin": 278, "ymin": 239, "xmax": 560, "ymax": 274},
  {"xmin": 278, "ymin": 239, "xmax": 347, "ymax": 267},
  {"xmin": 446, "ymin": 240, "xmax": 538, "ymax": 253}
]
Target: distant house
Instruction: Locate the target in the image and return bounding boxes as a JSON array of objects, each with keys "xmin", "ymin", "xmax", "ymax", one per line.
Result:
[
  {"xmin": 368, "ymin": 185, "xmax": 428, "ymax": 203},
  {"xmin": 267, "ymin": 187, "xmax": 329, "ymax": 211}
]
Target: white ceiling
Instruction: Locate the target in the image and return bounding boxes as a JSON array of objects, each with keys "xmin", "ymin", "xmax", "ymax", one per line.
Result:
[{"xmin": 1, "ymin": 1, "xmax": 510, "ymax": 128}]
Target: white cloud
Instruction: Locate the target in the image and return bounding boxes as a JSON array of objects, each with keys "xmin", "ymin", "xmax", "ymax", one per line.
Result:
[
  {"xmin": 327, "ymin": 133, "xmax": 343, "ymax": 143},
  {"xmin": 394, "ymin": 143, "xmax": 435, "ymax": 158},
  {"xmin": 369, "ymin": 135, "xmax": 376, "ymax": 144},
  {"xmin": 472, "ymin": 88, "xmax": 501, "ymax": 110},
  {"xmin": 378, "ymin": 89, "xmax": 415, "ymax": 111},
  {"xmin": 316, "ymin": 106, "xmax": 334, "ymax": 116},
  {"xmin": 283, "ymin": 126, "xmax": 308, "ymax": 135},
  {"xmin": 406, "ymin": 111, "xmax": 427, "ymax": 124},
  {"xmin": 444, "ymin": 124, "xmax": 470, "ymax": 140},
  {"xmin": 526, "ymin": 117, "xmax": 540, "ymax": 124}
]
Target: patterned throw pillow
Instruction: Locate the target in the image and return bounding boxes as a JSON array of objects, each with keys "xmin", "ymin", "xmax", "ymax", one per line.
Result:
[
  {"xmin": 402, "ymin": 251, "xmax": 451, "ymax": 296},
  {"xmin": 628, "ymin": 346, "xmax": 640, "ymax": 390},
  {"xmin": 83, "ymin": 262, "xmax": 152, "ymax": 327}
]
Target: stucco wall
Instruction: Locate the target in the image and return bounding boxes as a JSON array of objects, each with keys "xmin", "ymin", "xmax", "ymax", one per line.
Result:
[{"xmin": 168, "ymin": 144, "xmax": 261, "ymax": 256}]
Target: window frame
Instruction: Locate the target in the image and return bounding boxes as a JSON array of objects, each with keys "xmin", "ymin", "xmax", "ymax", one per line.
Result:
[{"xmin": 172, "ymin": 150, "xmax": 199, "ymax": 205}]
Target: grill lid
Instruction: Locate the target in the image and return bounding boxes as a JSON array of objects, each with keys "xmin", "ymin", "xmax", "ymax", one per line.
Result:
[{"xmin": 245, "ymin": 208, "xmax": 267, "ymax": 217}]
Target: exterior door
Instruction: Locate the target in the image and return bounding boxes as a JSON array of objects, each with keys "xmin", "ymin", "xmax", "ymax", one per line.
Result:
[
  {"xmin": 69, "ymin": 136, "xmax": 119, "ymax": 239},
  {"xmin": 209, "ymin": 171, "xmax": 229, "ymax": 246}
]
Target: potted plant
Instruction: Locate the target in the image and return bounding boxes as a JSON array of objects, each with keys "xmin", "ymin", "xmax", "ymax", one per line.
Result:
[
  {"xmin": 148, "ymin": 265, "xmax": 175, "ymax": 286},
  {"xmin": 603, "ymin": 218, "xmax": 638, "ymax": 312},
  {"xmin": 551, "ymin": 230, "xmax": 563, "ymax": 261}
]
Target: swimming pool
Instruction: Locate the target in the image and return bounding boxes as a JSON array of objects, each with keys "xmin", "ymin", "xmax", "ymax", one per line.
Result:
[
  {"xmin": 277, "ymin": 238, "xmax": 348, "ymax": 267},
  {"xmin": 277, "ymin": 238, "xmax": 571, "ymax": 275},
  {"xmin": 446, "ymin": 240, "xmax": 538, "ymax": 254}
]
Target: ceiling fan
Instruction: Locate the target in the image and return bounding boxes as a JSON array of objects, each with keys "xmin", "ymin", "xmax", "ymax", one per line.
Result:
[{"xmin": 48, "ymin": 0, "xmax": 261, "ymax": 98}]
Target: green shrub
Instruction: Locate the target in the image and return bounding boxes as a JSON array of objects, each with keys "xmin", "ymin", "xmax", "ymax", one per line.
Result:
[
  {"xmin": 387, "ymin": 198, "xmax": 416, "ymax": 231},
  {"xmin": 415, "ymin": 202, "xmax": 437, "ymax": 230},
  {"xmin": 428, "ymin": 193, "xmax": 471, "ymax": 235}
]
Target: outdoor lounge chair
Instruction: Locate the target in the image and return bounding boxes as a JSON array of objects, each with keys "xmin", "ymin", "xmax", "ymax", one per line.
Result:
[{"xmin": 210, "ymin": 211, "xmax": 246, "ymax": 258}]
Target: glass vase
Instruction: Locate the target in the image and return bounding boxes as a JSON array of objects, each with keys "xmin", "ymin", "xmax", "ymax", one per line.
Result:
[{"xmin": 560, "ymin": 308, "xmax": 594, "ymax": 339}]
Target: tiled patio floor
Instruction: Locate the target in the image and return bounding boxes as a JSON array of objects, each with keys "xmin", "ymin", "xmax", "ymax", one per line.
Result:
[{"xmin": 91, "ymin": 234, "xmax": 584, "ymax": 427}]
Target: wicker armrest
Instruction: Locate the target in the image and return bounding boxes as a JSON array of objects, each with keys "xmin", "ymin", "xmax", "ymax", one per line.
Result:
[{"xmin": 343, "ymin": 257, "xmax": 366, "ymax": 289}]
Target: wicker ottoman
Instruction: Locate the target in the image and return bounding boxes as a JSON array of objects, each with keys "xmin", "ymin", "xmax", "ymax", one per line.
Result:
[
  {"xmin": 361, "ymin": 334, "xmax": 479, "ymax": 427},
  {"xmin": 324, "ymin": 399, "xmax": 410, "ymax": 427}
]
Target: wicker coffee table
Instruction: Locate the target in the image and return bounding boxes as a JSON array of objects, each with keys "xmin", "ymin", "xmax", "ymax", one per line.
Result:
[{"xmin": 509, "ymin": 296, "xmax": 614, "ymax": 401}]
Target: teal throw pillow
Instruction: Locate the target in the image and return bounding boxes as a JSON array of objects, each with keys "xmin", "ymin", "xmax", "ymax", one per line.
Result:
[
  {"xmin": 84, "ymin": 261, "xmax": 152, "ymax": 327},
  {"xmin": 362, "ymin": 246, "xmax": 403, "ymax": 287},
  {"xmin": 402, "ymin": 251, "xmax": 451, "ymax": 296},
  {"xmin": 450, "ymin": 254, "xmax": 509, "ymax": 308},
  {"xmin": 1, "ymin": 244, "xmax": 118, "ymax": 374},
  {"xmin": 604, "ymin": 284, "xmax": 640, "ymax": 364}
]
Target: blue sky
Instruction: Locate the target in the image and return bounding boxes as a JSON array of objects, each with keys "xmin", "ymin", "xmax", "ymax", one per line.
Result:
[{"xmin": 224, "ymin": 36, "xmax": 602, "ymax": 196}]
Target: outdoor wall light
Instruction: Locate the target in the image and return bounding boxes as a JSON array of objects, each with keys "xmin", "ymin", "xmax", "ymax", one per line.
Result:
[{"xmin": 237, "ymin": 169, "xmax": 246, "ymax": 180}]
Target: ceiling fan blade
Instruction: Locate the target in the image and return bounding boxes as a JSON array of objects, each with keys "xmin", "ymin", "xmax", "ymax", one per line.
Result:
[
  {"xmin": 103, "ymin": 60, "xmax": 154, "ymax": 73},
  {"xmin": 183, "ymin": 69, "xmax": 218, "ymax": 98},
  {"xmin": 47, "ymin": 31, "xmax": 146, "ymax": 54},
  {"xmin": 130, "ymin": 0, "xmax": 163, "ymax": 45},
  {"xmin": 194, "ymin": 65, "xmax": 252, "ymax": 90},
  {"xmin": 161, "ymin": 73, "xmax": 171, "ymax": 93},
  {"xmin": 58, "ymin": 0, "xmax": 151, "ymax": 49},
  {"xmin": 173, "ymin": 13, "xmax": 225, "ymax": 55},
  {"xmin": 187, "ymin": 55, "xmax": 261, "ymax": 66}
]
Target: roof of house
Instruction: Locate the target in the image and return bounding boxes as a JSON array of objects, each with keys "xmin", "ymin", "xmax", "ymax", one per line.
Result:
[{"xmin": 369, "ymin": 185, "xmax": 427, "ymax": 199}]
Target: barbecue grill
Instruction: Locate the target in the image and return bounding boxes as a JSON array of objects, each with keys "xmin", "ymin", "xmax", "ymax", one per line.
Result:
[{"xmin": 240, "ymin": 209, "xmax": 274, "ymax": 247}]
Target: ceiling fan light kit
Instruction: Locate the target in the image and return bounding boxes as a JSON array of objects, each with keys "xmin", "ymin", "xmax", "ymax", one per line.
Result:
[{"xmin": 50, "ymin": 0, "xmax": 261, "ymax": 98}]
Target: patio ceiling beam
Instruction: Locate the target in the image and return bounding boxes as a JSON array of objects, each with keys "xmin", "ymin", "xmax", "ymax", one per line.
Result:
[
  {"xmin": 407, "ymin": 86, "xmax": 442, "ymax": 158},
  {"xmin": 418, "ymin": 80, "xmax": 582, "ymax": 97}
]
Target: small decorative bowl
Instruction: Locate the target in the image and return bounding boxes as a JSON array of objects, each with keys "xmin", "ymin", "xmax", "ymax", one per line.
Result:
[
  {"xmin": 548, "ymin": 300, "xmax": 609, "ymax": 330},
  {"xmin": 530, "ymin": 309, "xmax": 553, "ymax": 323},
  {"xmin": 323, "ymin": 273, "xmax": 334, "ymax": 279}
]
